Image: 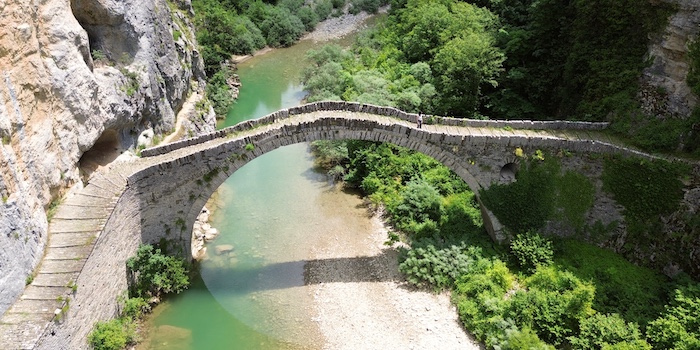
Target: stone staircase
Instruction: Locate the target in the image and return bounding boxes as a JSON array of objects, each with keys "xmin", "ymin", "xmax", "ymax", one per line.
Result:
[{"xmin": 0, "ymin": 166, "xmax": 134, "ymax": 349}]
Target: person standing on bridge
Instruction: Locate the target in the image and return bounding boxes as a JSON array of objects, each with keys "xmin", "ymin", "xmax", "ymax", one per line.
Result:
[{"xmin": 417, "ymin": 113, "xmax": 423, "ymax": 129}]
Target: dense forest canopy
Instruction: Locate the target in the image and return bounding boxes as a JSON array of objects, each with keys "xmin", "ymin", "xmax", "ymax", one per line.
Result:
[
  {"xmin": 300, "ymin": 0, "xmax": 700, "ymax": 155},
  {"xmin": 193, "ymin": 0, "xmax": 700, "ymax": 157}
]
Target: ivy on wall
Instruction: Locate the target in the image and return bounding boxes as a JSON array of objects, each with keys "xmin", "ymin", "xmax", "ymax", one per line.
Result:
[
  {"xmin": 601, "ymin": 156, "xmax": 689, "ymax": 240},
  {"xmin": 480, "ymin": 152, "xmax": 595, "ymax": 234}
]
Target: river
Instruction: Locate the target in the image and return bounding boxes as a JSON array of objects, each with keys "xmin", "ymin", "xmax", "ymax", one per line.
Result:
[
  {"xmin": 137, "ymin": 14, "xmax": 481, "ymax": 350},
  {"xmin": 137, "ymin": 31, "xmax": 364, "ymax": 350}
]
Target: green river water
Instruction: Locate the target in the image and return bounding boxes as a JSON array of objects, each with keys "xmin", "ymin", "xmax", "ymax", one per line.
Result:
[{"xmin": 138, "ymin": 37, "xmax": 362, "ymax": 349}]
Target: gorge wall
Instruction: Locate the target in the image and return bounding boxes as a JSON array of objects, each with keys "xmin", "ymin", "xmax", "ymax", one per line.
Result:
[
  {"xmin": 0, "ymin": 0, "xmax": 215, "ymax": 315},
  {"xmin": 641, "ymin": 0, "xmax": 700, "ymax": 117}
]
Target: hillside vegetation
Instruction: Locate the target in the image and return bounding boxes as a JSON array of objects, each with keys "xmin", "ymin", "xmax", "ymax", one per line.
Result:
[
  {"xmin": 301, "ymin": 0, "xmax": 699, "ymax": 155},
  {"xmin": 305, "ymin": 0, "xmax": 700, "ymax": 349}
]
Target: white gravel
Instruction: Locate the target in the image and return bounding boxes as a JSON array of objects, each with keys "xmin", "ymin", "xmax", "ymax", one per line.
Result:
[{"xmin": 307, "ymin": 212, "xmax": 484, "ymax": 350}]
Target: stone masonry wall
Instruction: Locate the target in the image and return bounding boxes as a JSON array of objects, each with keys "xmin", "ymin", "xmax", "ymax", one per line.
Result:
[{"xmin": 35, "ymin": 184, "xmax": 142, "ymax": 349}]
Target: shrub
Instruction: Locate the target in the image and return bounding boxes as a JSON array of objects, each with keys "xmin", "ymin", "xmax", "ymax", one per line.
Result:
[
  {"xmin": 391, "ymin": 179, "xmax": 443, "ymax": 230},
  {"xmin": 568, "ymin": 313, "xmax": 648, "ymax": 349},
  {"xmin": 88, "ymin": 319, "xmax": 135, "ymax": 350},
  {"xmin": 206, "ymin": 67, "xmax": 236, "ymax": 117},
  {"xmin": 126, "ymin": 244, "xmax": 189, "ymax": 298},
  {"xmin": 119, "ymin": 296, "xmax": 150, "ymax": 321},
  {"xmin": 506, "ymin": 266, "xmax": 595, "ymax": 346},
  {"xmin": 554, "ymin": 239, "xmax": 671, "ymax": 326},
  {"xmin": 510, "ymin": 231, "xmax": 553, "ymax": 273},
  {"xmin": 647, "ymin": 284, "xmax": 700, "ymax": 350},
  {"xmin": 314, "ymin": 0, "xmax": 333, "ymax": 20},
  {"xmin": 439, "ymin": 191, "xmax": 483, "ymax": 241},
  {"xmin": 492, "ymin": 324, "xmax": 555, "ymax": 350},
  {"xmin": 296, "ymin": 6, "xmax": 320, "ymax": 32},
  {"xmin": 454, "ymin": 259, "xmax": 516, "ymax": 340},
  {"xmin": 399, "ymin": 240, "xmax": 480, "ymax": 290}
]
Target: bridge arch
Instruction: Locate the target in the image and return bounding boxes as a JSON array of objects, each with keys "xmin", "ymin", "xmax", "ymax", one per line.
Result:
[
  {"xmin": 130, "ymin": 101, "xmax": 614, "ymax": 257},
  {"xmin": 133, "ymin": 118, "xmax": 495, "ymax": 258}
]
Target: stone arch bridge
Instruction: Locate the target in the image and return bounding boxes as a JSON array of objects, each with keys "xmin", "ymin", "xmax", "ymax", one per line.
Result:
[{"xmin": 2, "ymin": 101, "xmax": 654, "ymax": 349}]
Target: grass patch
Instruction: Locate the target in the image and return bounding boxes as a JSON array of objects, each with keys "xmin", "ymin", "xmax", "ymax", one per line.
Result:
[{"xmin": 554, "ymin": 239, "xmax": 672, "ymax": 326}]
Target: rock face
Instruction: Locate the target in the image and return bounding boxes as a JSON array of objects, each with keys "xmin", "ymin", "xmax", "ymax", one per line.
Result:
[
  {"xmin": 0, "ymin": 0, "xmax": 215, "ymax": 314},
  {"xmin": 641, "ymin": 0, "xmax": 700, "ymax": 117}
]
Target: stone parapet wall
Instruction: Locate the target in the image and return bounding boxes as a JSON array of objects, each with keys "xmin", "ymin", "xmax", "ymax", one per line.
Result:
[{"xmin": 140, "ymin": 102, "xmax": 609, "ymax": 157}]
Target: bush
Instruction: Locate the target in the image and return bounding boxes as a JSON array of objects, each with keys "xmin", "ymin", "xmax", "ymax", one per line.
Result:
[
  {"xmin": 454, "ymin": 258, "xmax": 516, "ymax": 340},
  {"xmin": 349, "ymin": 0, "xmax": 387, "ymax": 14},
  {"xmin": 399, "ymin": 240, "xmax": 480, "ymax": 290},
  {"xmin": 391, "ymin": 179, "xmax": 443, "ymax": 230},
  {"xmin": 554, "ymin": 239, "xmax": 671, "ymax": 326},
  {"xmin": 506, "ymin": 266, "xmax": 595, "ymax": 346},
  {"xmin": 120, "ymin": 296, "xmax": 150, "ymax": 321},
  {"xmin": 88, "ymin": 319, "xmax": 135, "ymax": 350},
  {"xmin": 510, "ymin": 231, "xmax": 553, "ymax": 273},
  {"xmin": 126, "ymin": 244, "xmax": 189, "ymax": 298},
  {"xmin": 205, "ymin": 67, "xmax": 236, "ymax": 117},
  {"xmin": 647, "ymin": 284, "xmax": 700, "ymax": 350},
  {"xmin": 439, "ymin": 192, "xmax": 483, "ymax": 241},
  {"xmin": 315, "ymin": 0, "xmax": 333, "ymax": 20},
  {"xmin": 296, "ymin": 6, "xmax": 320, "ymax": 32},
  {"xmin": 491, "ymin": 324, "xmax": 555, "ymax": 350},
  {"xmin": 568, "ymin": 313, "xmax": 648, "ymax": 349}
]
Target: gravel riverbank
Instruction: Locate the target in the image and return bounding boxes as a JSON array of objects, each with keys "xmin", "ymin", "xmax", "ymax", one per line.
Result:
[{"xmin": 306, "ymin": 204, "xmax": 483, "ymax": 350}]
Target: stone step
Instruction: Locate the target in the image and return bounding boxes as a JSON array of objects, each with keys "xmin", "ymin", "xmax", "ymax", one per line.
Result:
[
  {"xmin": 6, "ymin": 299, "xmax": 63, "ymax": 314},
  {"xmin": 75, "ymin": 186, "xmax": 117, "ymax": 200},
  {"xmin": 51, "ymin": 205, "xmax": 109, "ymax": 219},
  {"xmin": 49, "ymin": 219, "xmax": 103, "ymax": 233},
  {"xmin": 48, "ymin": 232, "xmax": 95, "ymax": 248},
  {"xmin": 83, "ymin": 177, "xmax": 114, "ymax": 192},
  {"xmin": 38, "ymin": 260, "xmax": 84, "ymax": 274},
  {"xmin": 0, "ymin": 313, "xmax": 49, "ymax": 349},
  {"xmin": 31, "ymin": 273, "xmax": 79, "ymax": 288},
  {"xmin": 43, "ymin": 245, "xmax": 93, "ymax": 261},
  {"xmin": 63, "ymin": 193, "xmax": 118, "ymax": 207},
  {"xmin": 20, "ymin": 286, "xmax": 70, "ymax": 301},
  {"xmin": 97, "ymin": 172, "xmax": 129, "ymax": 189}
]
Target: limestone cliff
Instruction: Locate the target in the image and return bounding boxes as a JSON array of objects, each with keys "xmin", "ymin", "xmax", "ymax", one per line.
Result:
[
  {"xmin": 0, "ymin": 0, "xmax": 215, "ymax": 314},
  {"xmin": 642, "ymin": 0, "xmax": 700, "ymax": 117}
]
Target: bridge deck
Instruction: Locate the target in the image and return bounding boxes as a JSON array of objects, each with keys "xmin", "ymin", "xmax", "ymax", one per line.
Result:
[{"xmin": 0, "ymin": 109, "xmax": 655, "ymax": 349}]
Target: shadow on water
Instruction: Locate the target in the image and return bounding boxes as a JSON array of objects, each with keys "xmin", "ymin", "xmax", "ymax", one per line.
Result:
[{"xmin": 204, "ymin": 248, "xmax": 399, "ymax": 294}]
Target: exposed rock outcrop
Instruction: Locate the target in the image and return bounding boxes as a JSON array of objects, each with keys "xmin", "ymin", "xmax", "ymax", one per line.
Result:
[
  {"xmin": 0, "ymin": 0, "xmax": 215, "ymax": 314},
  {"xmin": 641, "ymin": 0, "xmax": 700, "ymax": 117}
]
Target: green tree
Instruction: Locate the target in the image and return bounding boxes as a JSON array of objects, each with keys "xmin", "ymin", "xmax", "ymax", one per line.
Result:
[
  {"xmin": 259, "ymin": 7, "xmax": 305, "ymax": 47},
  {"xmin": 506, "ymin": 266, "xmax": 595, "ymax": 346},
  {"xmin": 126, "ymin": 244, "xmax": 189, "ymax": 298},
  {"xmin": 393, "ymin": 179, "xmax": 443, "ymax": 228}
]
